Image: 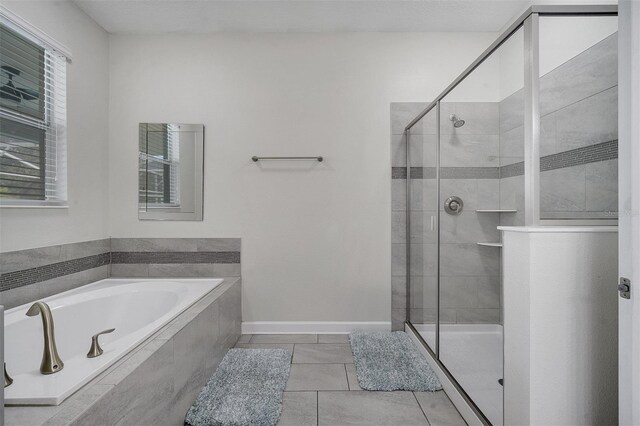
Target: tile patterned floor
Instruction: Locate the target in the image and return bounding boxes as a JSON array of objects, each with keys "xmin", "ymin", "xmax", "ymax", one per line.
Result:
[{"xmin": 233, "ymin": 334, "xmax": 467, "ymax": 426}]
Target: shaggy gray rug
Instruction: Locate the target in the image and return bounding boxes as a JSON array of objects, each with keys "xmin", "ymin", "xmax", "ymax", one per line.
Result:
[
  {"xmin": 185, "ymin": 348, "xmax": 291, "ymax": 426},
  {"xmin": 350, "ymin": 331, "xmax": 442, "ymax": 392}
]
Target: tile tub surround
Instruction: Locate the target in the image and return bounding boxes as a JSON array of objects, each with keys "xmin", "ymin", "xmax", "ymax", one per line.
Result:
[
  {"xmin": 0, "ymin": 239, "xmax": 111, "ymax": 309},
  {"xmin": 110, "ymin": 238, "xmax": 241, "ymax": 278},
  {"xmin": 4, "ymin": 277, "xmax": 242, "ymax": 426},
  {"xmin": 0, "ymin": 237, "xmax": 241, "ymax": 309}
]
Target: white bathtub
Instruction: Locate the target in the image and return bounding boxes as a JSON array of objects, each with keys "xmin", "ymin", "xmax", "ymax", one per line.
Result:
[{"xmin": 4, "ymin": 278, "xmax": 223, "ymax": 405}]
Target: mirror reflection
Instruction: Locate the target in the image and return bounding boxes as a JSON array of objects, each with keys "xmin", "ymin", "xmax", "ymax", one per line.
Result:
[{"xmin": 138, "ymin": 123, "xmax": 203, "ymax": 220}]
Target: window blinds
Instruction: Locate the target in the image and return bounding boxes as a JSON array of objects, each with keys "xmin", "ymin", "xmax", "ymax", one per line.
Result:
[{"xmin": 0, "ymin": 19, "xmax": 67, "ymax": 203}]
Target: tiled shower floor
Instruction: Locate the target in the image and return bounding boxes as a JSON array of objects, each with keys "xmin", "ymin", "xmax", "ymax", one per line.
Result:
[
  {"xmin": 234, "ymin": 334, "xmax": 467, "ymax": 425},
  {"xmin": 416, "ymin": 324, "xmax": 503, "ymax": 425}
]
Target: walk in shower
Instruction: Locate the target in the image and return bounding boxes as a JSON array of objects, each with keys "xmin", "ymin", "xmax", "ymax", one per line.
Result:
[{"xmin": 393, "ymin": 5, "xmax": 618, "ymax": 425}]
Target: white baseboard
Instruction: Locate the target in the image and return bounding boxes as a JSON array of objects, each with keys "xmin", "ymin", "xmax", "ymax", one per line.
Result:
[
  {"xmin": 241, "ymin": 321, "xmax": 391, "ymax": 334},
  {"xmin": 405, "ymin": 324, "xmax": 484, "ymax": 426}
]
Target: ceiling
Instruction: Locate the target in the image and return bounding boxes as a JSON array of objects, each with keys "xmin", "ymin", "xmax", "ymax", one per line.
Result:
[{"xmin": 72, "ymin": 0, "xmax": 534, "ymax": 34}]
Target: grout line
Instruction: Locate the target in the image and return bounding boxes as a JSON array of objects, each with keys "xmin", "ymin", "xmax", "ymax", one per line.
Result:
[
  {"xmin": 413, "ymin": 391, "xmax": 431, "ymax": 426},
  {"xmin": 344, "ymin": 364, "xmax": 350, "ymax": 391},
  {"xmin": 316, "ymin": 391, "xmax": 319, "ymax": 426}
]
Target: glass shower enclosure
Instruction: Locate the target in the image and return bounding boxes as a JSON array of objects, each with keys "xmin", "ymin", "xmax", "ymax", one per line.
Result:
[{"xmin": 403, "ymin": 5, "xmax": 618, "ymax": 425}]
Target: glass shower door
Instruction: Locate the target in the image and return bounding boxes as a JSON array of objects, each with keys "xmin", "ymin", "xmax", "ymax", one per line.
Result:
[
  {"xmin": 436, "ymin": 25, "xmax": 525, "ymax": 426},
  {"xmin": 407, "ymin": 109, "xmax": 438, "ymax": 353}
]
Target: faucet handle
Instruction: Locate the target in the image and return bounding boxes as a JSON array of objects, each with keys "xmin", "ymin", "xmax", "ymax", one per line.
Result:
[{"xmin": 87, "ymin": 328, "xmax": 115, "ymax": 358}]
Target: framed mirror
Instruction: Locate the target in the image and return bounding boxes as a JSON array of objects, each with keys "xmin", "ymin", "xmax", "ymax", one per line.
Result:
[{"xmin": 138, "ymin": 123, "xmax": 204, "ymax": 220}]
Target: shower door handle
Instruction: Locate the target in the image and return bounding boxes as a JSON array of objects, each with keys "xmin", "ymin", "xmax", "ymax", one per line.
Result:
[{"xmin": 430, "ymin": 216, "xmax": 436, "ymax": 231}]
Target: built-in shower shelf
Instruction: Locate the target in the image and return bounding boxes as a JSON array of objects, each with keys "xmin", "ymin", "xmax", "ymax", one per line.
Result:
[
  {"xmin": 477, "ymin": 242, "xmax": 503, "ymax": 247},
  {"xmin": 475, "ymin": 209, "xmax": 518, "ymax": 213}
]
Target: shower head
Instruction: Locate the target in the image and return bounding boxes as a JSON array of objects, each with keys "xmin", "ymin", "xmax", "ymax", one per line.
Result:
[{"xmin": 449, "ymin": 114, "xmax": 465, "ymax": 128}]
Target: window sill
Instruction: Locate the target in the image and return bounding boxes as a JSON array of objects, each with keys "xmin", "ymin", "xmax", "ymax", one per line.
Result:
[{"xmin": 0, "ymin": 203, "xmax": 68, "ymax": 209}]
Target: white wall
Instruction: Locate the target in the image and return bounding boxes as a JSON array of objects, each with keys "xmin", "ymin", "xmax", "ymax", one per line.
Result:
[
  {"xmin": 0, "ymin": 1, "xmax": 110, "ymax": 252},
  {"xmin": 108, "ymin": 32, "xmax": 496, "ymax": 323}
]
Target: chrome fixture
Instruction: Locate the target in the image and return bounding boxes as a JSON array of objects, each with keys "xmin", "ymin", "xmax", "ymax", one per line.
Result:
[
  {"xmin": 449, "ymin": 114, "xmax": 465, "ymax": 128},
  {"xmin": 444, "ymin": 196, "xmax": 464, "ymax": 215},
  {"xmin": 4, "ymin": 363, "xmax": 13, "ymax": 387},
  {"xmin": 26, "ymin": 301, "xmax": 64, "ymax": 375},
  {"xmin": 87, "ymin": 328, "xmax": 115, "ymax": 358},
  {"xmin": 252, "ymin": 156, "xmax": 323, "ymax": 162}
]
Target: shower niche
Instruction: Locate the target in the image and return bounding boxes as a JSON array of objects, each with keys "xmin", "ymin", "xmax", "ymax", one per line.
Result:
[{"xmin": 392, "ymin": 7, "xmax": 618, "ymax": 426}]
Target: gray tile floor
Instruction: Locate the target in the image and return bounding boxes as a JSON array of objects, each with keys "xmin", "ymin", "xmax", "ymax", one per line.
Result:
[{"xmin": 234, "ymin": 334, "xmax": 467, "ymax": 426}]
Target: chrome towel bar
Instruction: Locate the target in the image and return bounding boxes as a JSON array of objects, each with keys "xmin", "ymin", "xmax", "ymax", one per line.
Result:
[{"xmin": 252, "ymin": 156, "xmax": 323, "ymax": 162}]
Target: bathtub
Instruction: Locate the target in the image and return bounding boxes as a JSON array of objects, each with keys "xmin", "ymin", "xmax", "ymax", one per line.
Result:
[{"xmin": 4, "ymin": 278, "xmax": 223, "ymax": 405}]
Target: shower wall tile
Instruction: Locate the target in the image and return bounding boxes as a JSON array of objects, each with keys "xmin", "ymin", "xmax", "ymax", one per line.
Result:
[
  {"xmin": 409, "ymin": 179, "xmax": 437, "ymax": 211},
  {"xmin": 540, "ymin": 164, "xmax": 587, "ymax": 213},
  {"xmin": 392, "ymin": 133, "xmax": 438, "ymax": 168},
  {"xmin": 477, "ymin": 179, "xmax": 501, "ymax": 209},
  {"xmin": 391, "ymin": 211, "xmax": 406, "ymax": 244},
  {"xmin": 440, "ymin": 134, "xmax": 500, "ymax": 167},
  {"xmin": 440, "ymin": 244, "xmax": 500, "ymax": 277},
  {"xmin": 499, "ymin": 175, "xmax": 525, "ymax": 212},
  {"xmin": 409, "ymin": 210, "xmax": 438, "ymax": 244},
  {"xmin": 539, "ymin": 34, "xmax": 617, "ymax": 117},
  {"xmin": 586, "ymin": 159, "xmax": 618, "ymax": 213},
  {"xmin": 411, "ymin": 276, "xmax": 437, "ymax": 309},
  {"xmin": 391, "ymin": 243, "xmax": 406, "ymax": 277},
  {"xmin": 390, "ymin": 102, "xmax": 431, "ymax": 135},
  {"xmin": 391, "ymin": 134, "xmax": 406, "ymax": 167},
  {"xmin": 439, "ymin": 211, "xmax": 499, "ymax": 244},
  {"xmin": 391, "ymin": 308, "xmax": 406, "ymax": 331},
  {"xmin": 409, "ymin": 243, "xmax": 437, "ymax": 277},
  {"xmin": 499, "ymin": 90, "xmax": 524, "ymax": 134},
  {"xmin": 391, "ymin": 179, "xmax": 406, "ymax": 211},
  {"xmin": 394, "ymin": 210, "xmax": 438, "ymax": 245},
  {"xmin": 555, "ymin": 86, "xmax": 618, "ymax": 152},
  {"xmin": 391, "ymin": 276, "xmax": 406, "ymax": 309},
  {"xmin": 499, "ymin": 125, "xmax": 524, "ymax": 166},
  {"xmin": 540, "ymin": 114, "xmax": 557, "ymax": 157},
  {"xmin": 440, "ymin": 276, "xmax": 478, "ymax": 309},
  {"xmin": 476, "ymin": 276, "xmax": 501, "ymax": 309}
]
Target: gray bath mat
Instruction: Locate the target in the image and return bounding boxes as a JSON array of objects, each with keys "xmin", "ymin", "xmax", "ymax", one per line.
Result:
[
  {"xmin": 186, "ymin": 348, "xmax": 291, "ymax": 426},
  {"xmin": 350, "ymin": 331, "xmax": 442, "ymax": 391}
]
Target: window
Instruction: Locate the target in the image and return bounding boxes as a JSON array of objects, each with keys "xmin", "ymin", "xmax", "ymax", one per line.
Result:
[{"xmin": 0, "ymin": 15, "xmax": 67, "ymax": 206}]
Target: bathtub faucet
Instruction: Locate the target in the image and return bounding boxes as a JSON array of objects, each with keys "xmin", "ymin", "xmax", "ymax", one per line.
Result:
[{"xmin": 26, "ymin": 301, "xmax": 64, "ymax": 375}]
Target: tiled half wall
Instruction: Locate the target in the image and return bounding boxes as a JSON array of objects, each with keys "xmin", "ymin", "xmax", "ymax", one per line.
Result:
[{"xmin": 0, "ymin": 238, "xmax": 241, "ymax": 309}]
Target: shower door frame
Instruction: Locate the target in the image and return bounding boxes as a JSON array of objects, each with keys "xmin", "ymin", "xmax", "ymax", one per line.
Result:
[{"xmin": 404, "ymin": 4, "xmax": 619, "ymax": 425}]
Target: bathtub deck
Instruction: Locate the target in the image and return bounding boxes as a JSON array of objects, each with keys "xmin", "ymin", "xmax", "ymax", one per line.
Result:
[{"xmin": 235, "ymin": 334, "xmax": 466, "ymax": 426}]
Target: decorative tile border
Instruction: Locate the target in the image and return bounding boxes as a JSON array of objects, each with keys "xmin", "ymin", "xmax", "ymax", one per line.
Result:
[
  {"xmin": 110, "ymin": 251, "xmax": 240, "ymax": 264},
  {"xmin": 500, "ymin": 162, "xmax": 525, "ymax": 179},
  {"xmin": 0, "ymin": 253, "xmax": 110, "ymax": 292},
  {"xmin": 0, "ymin": 238, "xmax": 242, "ymax": 297},
  {"xmin": 541, "ymin": 140, "xmax": 617, "ymax": 172},
  {"xmin": 392, "ymin": 166, "xmax": 498, "ymax": 180},
  {"xmin": 393, "ymin": 140, "xmax": 618, "ymax": 180}
]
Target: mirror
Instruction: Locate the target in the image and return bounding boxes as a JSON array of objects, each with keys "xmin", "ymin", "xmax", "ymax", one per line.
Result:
[{"xmin": 138, "ymin": 123, "xmax": 204, "ymax": 220}]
